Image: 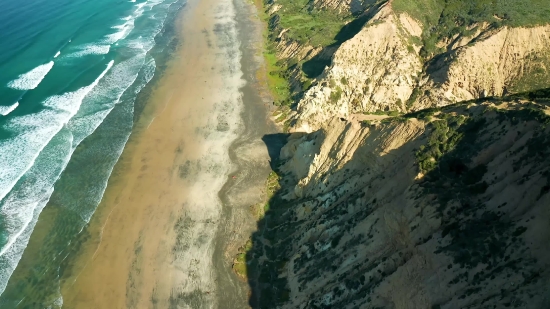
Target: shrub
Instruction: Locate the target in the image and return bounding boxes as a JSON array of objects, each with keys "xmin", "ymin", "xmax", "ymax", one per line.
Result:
[
  {"xmin": 330, "ymin": 86, "xmax": 342, "ymax": 103},
  {"xmin": 340, "ymin": 77, "xmax": 349, "ymax": 85}
]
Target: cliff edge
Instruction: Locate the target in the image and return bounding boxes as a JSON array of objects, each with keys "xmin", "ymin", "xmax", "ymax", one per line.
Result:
[{"xmin": 240, "ymin": 0, "xmax": 550, "ymax": 307}]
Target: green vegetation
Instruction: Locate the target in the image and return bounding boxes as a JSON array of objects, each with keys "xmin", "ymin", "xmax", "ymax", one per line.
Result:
[
  {"xmin": 415, "ymin": 104, "xmax": 550, "ymax": 275},
  {"xmin": 270, "ymin": 0, "xmax": 352, "ymax": 47},
  {"xmin": 264, "ymin": 49, "xmax": 292, "ymax": 106},
  {"xmin": 340, "ymin": 77, "xmax": 349, "ymax": 85},
  {"xmin": 509, "ymin": 87, "xmax": 550, "ymax": 102},
  {"xmin": 509, "ymin": 53, "xmax": 550, "ymax": 93},
  {"xmin": 415, "ymin": 102, "xmax": 550, "ymax": 212},
  {"xmin": 235, "ymin": 171, "xmax": 280, "ymax": 279},
  {"xmin": 232, "ymin": 238, "xmax": 253, "ymax": 278},
  {"xmin": 362, "ymin": 120, "xmax": 372, "ymax": 126},
  {"xmin": 250, "ymin": 171, "xmax": 281, "ymax": 220},
  {"xmin": 415, "ymin": 113, "xmax": 467, "ymax": 173},
  {"xmin": 393, "ymin": 0, "xmax": 550, "ymax": 57},
  {"xmin": 406, "ymin": 87, "xmax": 423, "ymax": 108},
  {"xmin": 253, "ymin": 0, "xmax": 293, "ymax": 107},
  {"xmin": 330, "ymin": 86, "xmax": 343, "ymax": 102},
  {"xmin": 266, "ymin": 171, "xmax": 281, "ymax": 198},
  {"xmin": 364, "ymin": 110, "xmax": 402, "ymax": 117}
]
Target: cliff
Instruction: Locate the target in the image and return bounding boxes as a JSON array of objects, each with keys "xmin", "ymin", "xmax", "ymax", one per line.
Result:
[
  {"xmin": 265, "ymin": 0, "xmax": 550, "ymax": 132},
  {"xmin": 249, "ymin": 96, "xmax": 550, "ymax": 308},
  {"xmin": 240, "ymin": 0, "xmax": 550, "ymax": 307}
]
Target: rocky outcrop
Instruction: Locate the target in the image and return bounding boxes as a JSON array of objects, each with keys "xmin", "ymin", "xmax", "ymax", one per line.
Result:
[
  {"xmin": 248, "ymin": 1, "xmax": 550, "ymax": 307},
  {"xmin": 417, "ymin": 25, "xmax": 550, "ymax": 109},
  {"xmin": 291, "ymin": 6, "xmax": 423, "ymax": 132}
]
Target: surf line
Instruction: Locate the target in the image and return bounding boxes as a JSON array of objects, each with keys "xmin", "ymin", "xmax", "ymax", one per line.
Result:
[
  {"xmin": 145, "ymin": 91, "xmax": 173, "ymax": 130},
  {"xmin": 68, "ymin": 200, "xmax": 120, "ymax": 287},
  {"xmin": 146, "ymin": 116, "xmax": 156, "ymax": 129}
]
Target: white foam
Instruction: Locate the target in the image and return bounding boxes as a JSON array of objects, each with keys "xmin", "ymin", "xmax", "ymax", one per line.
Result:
[
  {"xmin": 0, "ymin": 0, "xmax": 170, "ymax": 202},
  {"xmin": 0, "ymin": 0, "xmax": 180, "ymax": 295},
  {"xmin": 143, "ymin": 57, "xmax": 156, "ymax": 83},
  {"xmin": 108, "ymin": 0, "xmax": 157, "ymax": 43},
  {"xmin": 67, "ymin": 44, "xmax": 110, "ymax": 58},
  {"xmin": 106, "ymin": 19, "xmax": 135, "ymax": 44},
  {"xmin": 0, "ymin": 61, "xmax": 114, "ymax": 205},
  {"xmin": 0, "ymin": 102, "xmax": 19, "ymax": 116},
  {"xmin": 0, "ymin": 130, "xmax": 73, "ymax": 297},
  {"xmin": 0, "ymin": 192, "xmax": 53, "ymax": 295},
  {"xmin": 0, "ymin": 62, "xmax": 114, "ymax": 285},
  {"xmin": 43, "ymin": 62, "xmax": 114, "ymax": 115},
  {"xmin": 68, "ymin": 56, "xmax": 145, "ymax": 147},
  {"xmin": 7, "ymin": 61, "xmax": 54, "ymax": 90}
]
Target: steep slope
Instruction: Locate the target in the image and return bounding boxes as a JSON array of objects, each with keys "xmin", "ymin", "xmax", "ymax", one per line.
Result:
[
  {"xmin": 263, "ymin": 0, "xmax": 550, "ymax": 131},
  {"xmin": 418, "ymin": 26, "xmax": 550, "ymax": 107},
  {"xmin": 292, "ymin": 5, "xmax": 423, "ymax": 132},
  {"xmin": 240, "ymin": 1, "xmax": 550, "ymax": 308},
  {"xmin": 247, "ymin": 97, "xmax": 550, "ymax": 308}
]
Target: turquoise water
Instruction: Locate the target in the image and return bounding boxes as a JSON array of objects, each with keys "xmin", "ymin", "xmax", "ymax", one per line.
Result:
[{"xmin": 0, "ymin": 0, "xmax": 184, "ymax": 305}]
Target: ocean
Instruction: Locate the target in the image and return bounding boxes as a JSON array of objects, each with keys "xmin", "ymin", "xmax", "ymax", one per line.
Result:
[{"xmin": 0, "ymin": 0, "xmax": 185, "ymax": 306}]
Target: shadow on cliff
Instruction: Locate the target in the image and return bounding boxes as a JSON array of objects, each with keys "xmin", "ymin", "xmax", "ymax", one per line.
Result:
[
  {"xmin": 246, "ymin": 132, "xmax": 294, "ymax": 308},
  {"xmin": 246, "ymin": 123, "xmax": 425, "ymax": 308},
  {"xmin": 246, "ymin": 98, "xmax": 550, "ymax": 308},
  {"xmin": 247, "ymin": 125, "xmax": 427, "ymax": 308}
]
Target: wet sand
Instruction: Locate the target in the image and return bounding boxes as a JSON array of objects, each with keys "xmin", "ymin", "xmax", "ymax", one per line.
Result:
[{"xmin": 58, "ymin": 0, "xmax": 276, "ymax": 307}]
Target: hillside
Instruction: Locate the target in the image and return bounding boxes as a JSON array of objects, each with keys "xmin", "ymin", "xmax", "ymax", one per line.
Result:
[
  {"xmin": 248, "ymin": 94, "xmax": 550, "ymax": 308},
  {"xmin": 262, "ymin": 0, "xmax": 550, "ymax": 131},
  {"xmin": 237, "ymin": 0, "xmax": 550, "ymax": 308}
]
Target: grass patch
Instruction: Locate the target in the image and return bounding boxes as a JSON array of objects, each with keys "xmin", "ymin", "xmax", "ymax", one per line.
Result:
[
  {"xmin": 415, "ymin": 105, "xmax": 549, "ymax": 271},
  {"xmin": 271, "ymin": 0, "xmax": 352, "ymax": 47},
  {"xmin": 264, "ymin": 50, "xmax": 292, "ymax": 106},
  {"xmin": 415, "ymin": 113, "xmax": 468, "ymax": 174},
  {"xmin": 364, "ymin": 110, "xmax": 402, "ymax": 117},
  {"xmin": 508, "ymin": 53, "xmax": 550, "ymax": 93},
  {"xmin": 330, "ymin": 86, "xmax": 343, "ymax": 103},
  {"xmin": 232, "ymin": 238, "xmax": 254, "ymax": 279},
  {"xmin": 267, "ymin": 171, "xmax": 281, "ymax": 198}
]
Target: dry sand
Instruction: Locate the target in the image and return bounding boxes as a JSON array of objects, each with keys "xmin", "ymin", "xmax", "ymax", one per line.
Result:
[{"xmin": 58, "ymin": 0, "xmax": 277, "ymax": 307}]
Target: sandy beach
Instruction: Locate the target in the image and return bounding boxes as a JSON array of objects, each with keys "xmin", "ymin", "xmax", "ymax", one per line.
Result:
[{"xmin": 56, "ymin": 0, "xmax": 276, "ymax": 307}]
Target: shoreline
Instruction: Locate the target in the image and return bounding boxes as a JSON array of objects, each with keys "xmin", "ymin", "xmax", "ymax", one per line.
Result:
[
  {"xmin": 47, "ymin": 0, "xmax": 275, "ymax": 308},
  {"xmin": 51, "ymin": 0, "xmax": 276, "ymax": 307}
]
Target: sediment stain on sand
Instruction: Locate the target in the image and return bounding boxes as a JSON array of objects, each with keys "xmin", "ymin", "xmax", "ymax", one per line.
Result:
[{"xmin": 59, "ymin": 0, "xmax": 247, "ymax": 307}]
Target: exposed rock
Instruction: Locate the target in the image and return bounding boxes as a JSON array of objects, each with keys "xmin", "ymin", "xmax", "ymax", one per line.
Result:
[
  {"xmin": 292, "ymin": 6, "xmax": 423, "ymax": 132},
  {"xmin": 418, "ymin": 25, "xmax": 550, "ymax": 109}
]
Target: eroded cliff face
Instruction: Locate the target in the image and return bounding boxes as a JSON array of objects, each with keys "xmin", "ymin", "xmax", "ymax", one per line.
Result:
[
  {"xmin": 249, "ymin": 100, "xmax": 550, "ymax": 308},
  {"xmin": 266, "ymin": 0, "xmax": 550, "ymax": 131},
  {"xmin": 292, "ymin": 6, "xmax": 423, "ymax": 132},
  {"xmin": 419, "ymin": 26, "xmax": 550, "ymax": 108},
  {"xmin": 243, "ymin": 1, "xmax": 550, "ymax": 308}
]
